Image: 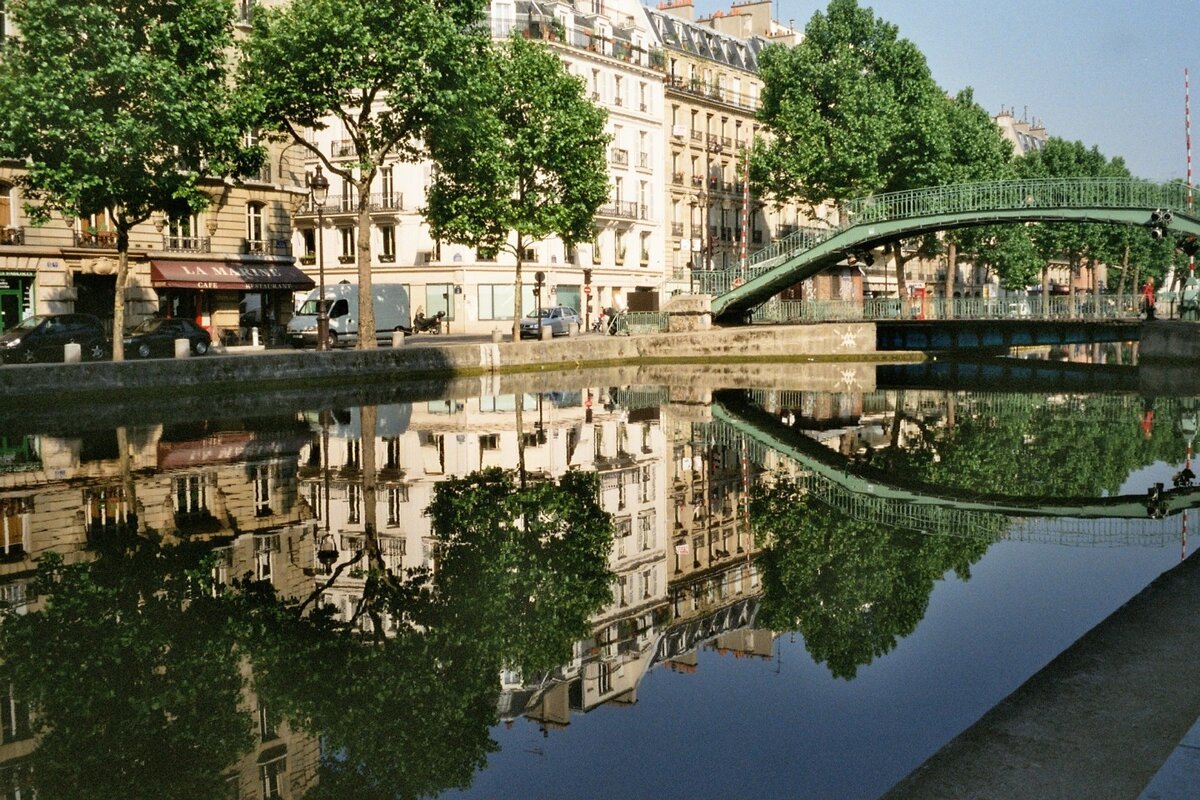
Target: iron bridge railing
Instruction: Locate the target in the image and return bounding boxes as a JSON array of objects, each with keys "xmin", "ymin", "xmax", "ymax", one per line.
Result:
[{"xmin": 698, "ymin": 177, "xmax": 1196, "ymax": 299}]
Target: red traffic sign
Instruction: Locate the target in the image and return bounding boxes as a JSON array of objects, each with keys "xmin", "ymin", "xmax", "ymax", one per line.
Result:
[{"xmin": 584, "ymin": 285, "xmax": 592, "ymax": 295}]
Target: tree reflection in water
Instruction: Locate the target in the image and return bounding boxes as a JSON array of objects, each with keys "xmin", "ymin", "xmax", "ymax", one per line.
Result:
[{"xmin": 0, "ymin": 465, "xmax": 613, "ymax": 800}]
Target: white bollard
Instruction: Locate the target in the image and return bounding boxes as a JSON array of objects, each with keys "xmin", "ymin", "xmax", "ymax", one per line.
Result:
[
  {"xmin": 491, "ymin": 328, "xmax": 503, "ymax": 343},
  {"xmin": 540, "ymin": 324, "xmax": 552, "ymax": 341},
  {"xmin": 174, "ymin": 338, "xmax": 191, "ymax": 359},
  {"xmin": 250, "ymin": 326, "xmax": 260, "ymax": 347},
  {"xmin": 392, "ymin": 330, "xmax": 405, "ymax": 348},
  {"xmin": 63, "ymin": 343, "xmax": 81, "ymax": 363}
]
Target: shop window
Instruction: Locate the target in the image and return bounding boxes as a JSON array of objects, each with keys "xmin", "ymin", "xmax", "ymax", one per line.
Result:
[{"xmin": 478, "ymin": 284, "xmax": 515, "ymax": 320}]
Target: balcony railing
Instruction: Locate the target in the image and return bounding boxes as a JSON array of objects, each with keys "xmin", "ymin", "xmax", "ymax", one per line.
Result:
[
  {"xmin": 0, "ymin": 227, "xmax": 23, "ymax": 246},
  {"xmin": 162, "ymin": 235, "xmax": 211, "ymax": 253},
  {"xmin": 244, "ymin": 238, "xmax": 291, "ymax": 256},
  {"xmin": 671, "ymin": 222, "xmax": 685, "ymax": 237},
  {"xmin": 597, "ymin": 201, "xmax": 639, "ymax": 219},
  {"xmin": 672, "ymin": 172, "xmax": 685, "ymax": 186},
  {"xmin": 73, "ymin": 231, "xmax": 116, "ymax": 248},
  {"xmin": 610, "ymin": 148, "xmax": 629, "ymax": 166},
  {"xmin": 331, "ymin": 140, "xmax": 356, "ymax": 158}
]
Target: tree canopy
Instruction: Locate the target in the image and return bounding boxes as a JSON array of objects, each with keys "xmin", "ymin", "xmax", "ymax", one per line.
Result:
[
  {"xmin": 425, "ymin": 36, "xmax": 610, "ymax": 340},
  {"xmin": 0, "ymin": 0, "xmax": 261, "ymax": 358},
  {"xmin": 240, "ymin": 0, "xmax": 486, "ymax": 347}
]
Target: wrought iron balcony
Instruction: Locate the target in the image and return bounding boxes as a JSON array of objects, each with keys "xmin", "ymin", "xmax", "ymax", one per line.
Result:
[
  {"xmin": 73, "ymin": 230, "xmax": 116, "ymax": 248},
  {"xmin": 0, "ymin": 227, "xmax": 23, "ymax": 246},
  {"xmin": 162, "ymin": 235, "xmax": 211, "ymax": 253},
  {"xmin": 244, "ymin": 238, "xmax": 291, "ymax": 256},
  {"xmin": 610, "ymin": 148, "xmax": 629, "ymax": 166}
]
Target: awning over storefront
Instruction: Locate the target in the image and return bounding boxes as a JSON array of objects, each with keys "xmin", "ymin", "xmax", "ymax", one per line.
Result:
[{"xmin": 150, "ymin": 260, "xmax": 315, "ymax": 291}]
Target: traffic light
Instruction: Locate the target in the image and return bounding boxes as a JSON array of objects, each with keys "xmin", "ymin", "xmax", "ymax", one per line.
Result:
[
  {"xmin": 1149, "ymin": 209, "xmax": 1173, "ymax": 239},
  {"xmin": 1180, "ymin": 235, "xmax": 1200, "ymax": 257}
]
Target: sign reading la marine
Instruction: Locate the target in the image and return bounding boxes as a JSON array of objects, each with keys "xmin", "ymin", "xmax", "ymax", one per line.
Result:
[{"xmin": 149, "ymin": 260, "xmax": 315, "ymax": 291}]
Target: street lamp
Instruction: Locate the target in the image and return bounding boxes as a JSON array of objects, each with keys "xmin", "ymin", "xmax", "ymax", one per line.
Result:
[
  {"xmin": 307, "ymin": 166, "xmax": 330, "ymax": 350},
  {"xmin": 534, "ymin": 270, "xmax": 545, "ymax": 336}
]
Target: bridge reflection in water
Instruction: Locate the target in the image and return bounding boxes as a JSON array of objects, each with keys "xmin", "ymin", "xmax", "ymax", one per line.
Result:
[{"xmin": 0, "ymin": 364, "xmax": 1195, "ymax": 799}]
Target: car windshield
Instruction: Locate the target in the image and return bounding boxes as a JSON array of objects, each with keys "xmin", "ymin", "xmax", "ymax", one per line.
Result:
[
  {"xmin": 527, "ymin": 309, "xmax": 556, "ymax": 319},
  {"xmin": 297, "ymin": 299, "xmax": 323, "ymax": 315},
  {"xmin": 11, "ymin": 315, "xmax": 47, "ymax": 332},
  {"xmin": 130, "ymin": 318, "xmax": 166, "ymax": 334}
]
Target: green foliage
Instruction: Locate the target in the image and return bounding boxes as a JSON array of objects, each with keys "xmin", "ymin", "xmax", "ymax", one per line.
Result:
[
  {"xmin": 232, "ymin": 467, "xmax": 613, "ymax": 799},
  {"xmin": 753, "ymin": 0, "xmax": 947, "ymax": 209},
  {"xmin": 424, "ymin": 467, "xmax": 615, "ymax": 677},
  {"xmin": 426, "ymin": 37, "xmax": 609, "ymax": 252},
  {"xmin": 240, "ymin": 0, "xmax": 487, "ymax": 345},
  {"xmin": 750, "ymin": 475, "xmax": 989, "ymax": 680},
  {"xmin": 0, "ymin": 545, "xmax": 252, "ymax": 800},
  {"xmin": 0, "ymin": 0, "xmax": 259, "ymax": 226}
]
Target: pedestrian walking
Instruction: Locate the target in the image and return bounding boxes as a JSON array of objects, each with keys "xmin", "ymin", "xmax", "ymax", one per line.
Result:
[{"xmin": 1142, "ymin": 279, "xmax": 1157, "ymax": 321}]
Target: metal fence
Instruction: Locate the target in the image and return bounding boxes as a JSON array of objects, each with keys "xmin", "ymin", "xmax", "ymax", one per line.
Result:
[{"xmin": 747, "ymin": 293, "xmax": 1144, "ymax": 324}]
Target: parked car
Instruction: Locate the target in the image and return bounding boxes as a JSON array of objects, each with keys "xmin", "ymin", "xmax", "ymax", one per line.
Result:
[
  {"xmin": 0, "ymin": 313, "xmax": 109, "ymax": 364},
  {"xmin": 519, "ymin": 305, "xmax": 581, "ymax": 338},
  {"xmin": 123, "ymin": 317, "xmax": 211, "ymax": 358}
]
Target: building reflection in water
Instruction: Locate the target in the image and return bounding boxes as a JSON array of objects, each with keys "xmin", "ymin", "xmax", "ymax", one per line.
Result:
[{"xmin": 4, "ymin": 379, "xmax": 1183, "ymax": 796}]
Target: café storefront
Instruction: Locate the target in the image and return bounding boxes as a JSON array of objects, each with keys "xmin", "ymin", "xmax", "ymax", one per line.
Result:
[{"xmin": 150, "ymin": 259, "xmax": 314, "ymax": 346}]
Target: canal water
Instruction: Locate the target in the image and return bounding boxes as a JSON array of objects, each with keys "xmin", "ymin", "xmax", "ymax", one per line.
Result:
[{"xmin": 0, "ymin": 356, "xmax": 1195, "ymax": 799}]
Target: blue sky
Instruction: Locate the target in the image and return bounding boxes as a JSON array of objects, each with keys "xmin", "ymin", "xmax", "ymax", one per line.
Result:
[{"xmin": 693, "ymin": 0, "xmax": 1198, "ymax": 183}]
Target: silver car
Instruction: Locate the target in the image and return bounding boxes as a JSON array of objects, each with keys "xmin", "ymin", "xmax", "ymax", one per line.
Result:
[{"xmin": 520, "ymin": 305, "xmax": 581, "ymax": 338}]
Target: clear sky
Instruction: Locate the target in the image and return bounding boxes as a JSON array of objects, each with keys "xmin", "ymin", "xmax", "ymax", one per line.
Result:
[{"xmin": 692, "ymin": 0, "xmax": 1198, "ymax": 183}]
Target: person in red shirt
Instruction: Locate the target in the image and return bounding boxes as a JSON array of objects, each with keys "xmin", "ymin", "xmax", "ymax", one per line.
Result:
[{"xmin": 1142, "ymin": 279, "xmax": 1157, "ymax": 320}]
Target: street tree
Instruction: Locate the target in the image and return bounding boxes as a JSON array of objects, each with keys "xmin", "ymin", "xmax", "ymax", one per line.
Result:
[
  {"xmin": 240, "ymin": 0, "xmax": 484, "ymax": 348},
  {"xmin": 425, "ymin": 36, "xmax": 610, "ymax": 342},
  {"xmin": 0, "ymin": 0, "xmax": 261, "ymax": 360},
  {"xmin": 938, "ymin": 89, "xmax": 1014, "ymax": 306}
]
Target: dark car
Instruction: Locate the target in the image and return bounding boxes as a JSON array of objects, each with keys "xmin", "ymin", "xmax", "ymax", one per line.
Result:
[
  {"xmin": 123, "ymin": 317, "xmax": 211, "ymax": 358},
  {"xmin": 0, "ymin": 313, "xmax": 109, "ymax": 364}
]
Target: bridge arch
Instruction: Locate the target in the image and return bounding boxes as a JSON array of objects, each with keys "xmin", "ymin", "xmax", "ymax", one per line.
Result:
[{"xmin": 709, "ymin": 178, "xmax": 1200, "ymax": 323}]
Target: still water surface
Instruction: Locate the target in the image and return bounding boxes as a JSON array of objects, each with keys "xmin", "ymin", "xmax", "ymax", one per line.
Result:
[{"xmin": 0, "ymin": 361, "xmax": 1195, "ymax": 799}]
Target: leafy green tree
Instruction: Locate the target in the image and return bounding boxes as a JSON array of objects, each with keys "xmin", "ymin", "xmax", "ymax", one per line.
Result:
[
  {"xmin": 0, "ymin": 544, "xmax": 252, "ymax": 800},
  {"xmin": 939, "ymin": 89, "xmax": 1015, "ymax": 304},
  {"xmin": 754, "ymin": 0, "xmax": 917, "ymax": 211},
  {"xmin": 751, "ymin": 475, "xmax": 990, "ymax": 680},
  {"xmin": 235, "ymin": 466, "xmax": 614, "ymax": 799},
  {"xmin": 425, "ymin": 36, "xmax": 610, "ymax": 341},
  {"xmin": 240, "ymin": 0, "xmax": 484, "ymax": 348},
  {"xmin": 0, "ymin": 0, "xmax": 261, "ymax": 359}
]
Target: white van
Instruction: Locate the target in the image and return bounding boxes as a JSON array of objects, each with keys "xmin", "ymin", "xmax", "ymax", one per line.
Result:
[{"xmin": 287, "ymin": 281, "xmax": 412, "ymax": 348}]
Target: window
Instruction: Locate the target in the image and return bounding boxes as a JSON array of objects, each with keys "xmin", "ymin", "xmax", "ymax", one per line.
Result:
[
  {"xmin": 1, "ymin": 683, "xmax": 30, "ymax": 744},
  {"xmin": 84, "ymin": 487, "xmax": 133, "ymax": 542},
  {"xmin": 638, "ymin": 512, "xmax": 655, "ymax": 551},
  {"xmin": 0, "ymin": 183, "xmax": 11, "ymax": 228},
  {"xmin": 491, "ymin": 0, "xmax": 514, "ymax": 37},
  {"xmin": 254, "ymin": 534, "xmax": 279, "ymax": 581},
  {"xmin": 0, "ymin": 498, "xmax": 28, "ymax": 561},
  {"xmin": 307, "ymin": 482, "xmax": 323, "ymax": 521},
  {"xmin": 339, "ymin": 227, "xmax": 355, "ymax": 261},
  {"xmin": 379, "ymin": 166, "xmax": 396, "ymax": 208},
  {"xmin": 245, "ymin": 203, "xmax": 264, "ymax": 249},
  {"xmin": 480, "ymin": 433, "xmax": 500, "ymax": 450},
  {"xmin": 259, "ymin": 757, "xmax": 286, "ymax": 800},
  {"xmin": 425, "ymin": 284, "xmax": 453, "ymax": 320},
  {"xmin": 258, "ymin": 703, "xmax": 279, "ymax": 742},
  {"xmin": 173, "ymin": 474, "xmax": 212, "ymax": 527},
  {"xmin": 386, "ymin": 486, "xmax": 408, "ymax": 527},
  {"xmin": 251, "ymin": 464, "xmax": 272, "ymax": 517},
  {"xmin": 479, "ymin": 284, "xmax": 515, "ymax": 321},
  {"xmin": 347, "ymin": 483, "xmax": 361, "ymax": 524},
  {"xmin": 379, "ymin": 223, "xmax": 395, "ymax": 262}
]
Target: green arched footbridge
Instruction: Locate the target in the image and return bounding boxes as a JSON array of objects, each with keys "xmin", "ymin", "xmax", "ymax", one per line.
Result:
[{"xmin": 706, "ymin": 178, "xmax": 1200, "ymax": 323}]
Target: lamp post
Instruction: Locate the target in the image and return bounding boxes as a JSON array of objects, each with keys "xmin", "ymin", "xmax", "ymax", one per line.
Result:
[
  {"xmin": 307, "ymin": 166, "xmax": 330, "ymax": 350},
  {"xmin": 534, "ymin": 270, "xmax": 545, "ymax": 336}
]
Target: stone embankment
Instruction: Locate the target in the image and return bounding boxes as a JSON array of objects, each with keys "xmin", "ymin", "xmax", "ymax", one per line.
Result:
[{"xmin": 0, "ymin": 323, "xmax": 901, "ymax": 409}]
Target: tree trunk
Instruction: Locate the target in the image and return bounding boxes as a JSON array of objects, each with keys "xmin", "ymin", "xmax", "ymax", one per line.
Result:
[
  {"xmin": 1041, "ymin": 264, "xmax": 1050, "ymax": 318},
  {"xmin": 512, "ymin": 232, "xmax": 525, "ymax": 342},
  {"xmin": 356, "ymin": 180, "xmax": 376, "ymax": 349},
  {"xmin": 1067, "ymin": 255, "xmax": 1078, "ymax": 318},
  {"xmin": 112, "ymin": 224, "xmax": 131, "ymax": 361},
  {"xmin": 1116, "ymin": 244, "xmax": 1130, "ymax": 298},
  {"xmin": 891, "ymin": 240, "xmax": 907, "ymax": 299},
  {"xmin": 943, "ymin": 240, "xmax": 957, "ymax": 319}
]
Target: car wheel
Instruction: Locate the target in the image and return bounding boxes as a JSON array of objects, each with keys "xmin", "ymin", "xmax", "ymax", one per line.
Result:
[
  {"xmin": 21, "ymin": 349, "xmax": 35, "ymax": 364},
  {"xmin": 137, "ymin": 342, "xmax": 152, "ymax": 359},
  {"xmin": 86, "ymin": 343, "xmax": 106, "ymax": 361},
  {"xmin": 193, "ymin": 340, "xmax": 209, "ymax": 356},
  {"xmin": 325, "ymin": 331, "xmax": 338, "ymax": 349}
]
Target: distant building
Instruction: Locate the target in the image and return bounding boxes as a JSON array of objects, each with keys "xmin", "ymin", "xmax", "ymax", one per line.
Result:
[{"xmin": 994, "ymin": 106, "xmax": 1048, "ymax": 157}]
